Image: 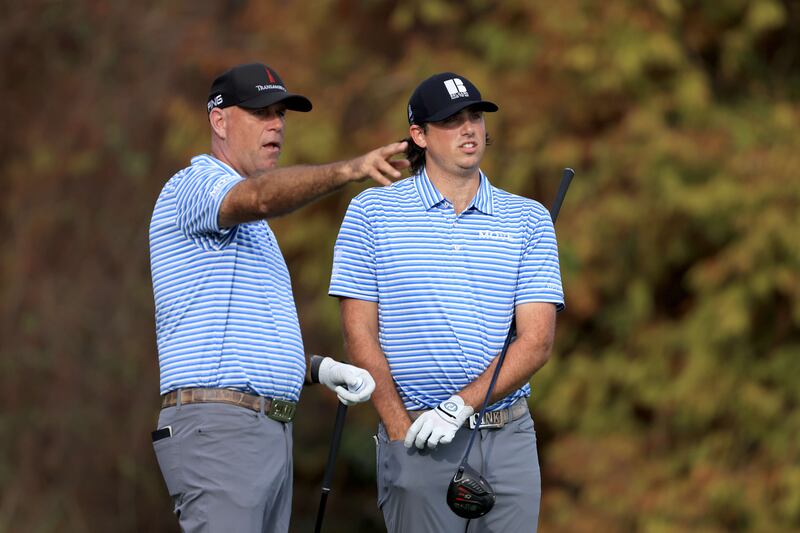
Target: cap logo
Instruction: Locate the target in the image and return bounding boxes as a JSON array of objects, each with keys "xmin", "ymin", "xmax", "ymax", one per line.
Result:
[
  {"xmin": 207, "ymin": 94, "xmax": 223, "ymax": 112},
  {"xmin": 444, "ymin": 78, "xmax": 469, "ymax": 99},
  {"xmin": 407, "ymin": 104, "xmax": 414, "ymax": 123},
  {"xmin": 256, "ymin": 84, "xmax": 286, "ymax": 92},
  {"xmin": 265, "ymin": 66, "xmax": 276, "ymax": 83}
]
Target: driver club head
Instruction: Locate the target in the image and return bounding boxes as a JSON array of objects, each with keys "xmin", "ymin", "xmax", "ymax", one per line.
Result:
[{"xmin": 446, "ymin": 463, "xmax": 496, "ymax": 519}]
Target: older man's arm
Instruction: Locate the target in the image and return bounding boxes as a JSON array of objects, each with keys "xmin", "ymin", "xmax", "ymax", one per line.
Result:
[{"xmin": 219, "ymin": 142, "xmax": 409, "ymax": 227}]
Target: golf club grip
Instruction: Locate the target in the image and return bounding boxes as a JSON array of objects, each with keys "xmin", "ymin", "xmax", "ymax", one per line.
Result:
[
  {"xmin": 459, "ymin": 167, "xmax": 574, "ymax": 465},
  {"xmin": 550, "ymin": 168, "xmax": 574, "ymax": 224},
  {"xmin": 321, "ymin": 403, "xmax": 348, "ymax": 489}
]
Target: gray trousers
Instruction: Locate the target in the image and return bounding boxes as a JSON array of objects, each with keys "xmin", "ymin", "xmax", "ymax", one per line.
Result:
[
  {"xmin": 153, "ymin": 402, "xmax": 293, "ymax": 533},
  {"xmin": 376, "ymin": 412, "xmax": 540, "ymax": 533}
]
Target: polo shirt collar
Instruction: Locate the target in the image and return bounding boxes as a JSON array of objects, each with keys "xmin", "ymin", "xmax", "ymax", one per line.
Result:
[
  {"xmin": 414, "ymin": 167, "xmax": 495, "ymax": 215},
  {"xmin": 414, "ymin": 167, "xmax": 445, "ymax": 210},
  {"xmin": 472, "ymin": 171, "xmax": 495, "ymax": 215},
  {"xmin": 192, "ymin": 154, "xmax": 240, "ymax": 176}
]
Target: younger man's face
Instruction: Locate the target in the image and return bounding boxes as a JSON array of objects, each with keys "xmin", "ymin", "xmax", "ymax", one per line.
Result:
[{"xmin": 412, "ymin": 106, "xmax": 486, "ymax": 177}]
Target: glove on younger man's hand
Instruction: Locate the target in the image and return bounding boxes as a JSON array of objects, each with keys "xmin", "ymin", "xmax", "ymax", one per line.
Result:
[
  {"xmin": 404, "ymin": 395, "xmax": 474, "ymax": 450},
  {"xmin": 312, "ymin": 356, "xmax": 376, "ymax": 405}
]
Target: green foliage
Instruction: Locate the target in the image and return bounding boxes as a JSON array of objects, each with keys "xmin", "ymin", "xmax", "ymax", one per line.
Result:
[{"xmin": 1, "ymin": 0, "xmax": 798, "ymax": 531}]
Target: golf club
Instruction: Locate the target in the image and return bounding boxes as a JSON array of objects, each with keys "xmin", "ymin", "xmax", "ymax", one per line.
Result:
[{"xmin": 446, "ymin": 167, "xmax": 575, "ymax": 519}]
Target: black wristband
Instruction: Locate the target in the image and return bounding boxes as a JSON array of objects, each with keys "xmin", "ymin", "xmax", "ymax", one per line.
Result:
[{"xmin": 309, "ymin": 355, "xmax": 326, "ymax": 384}]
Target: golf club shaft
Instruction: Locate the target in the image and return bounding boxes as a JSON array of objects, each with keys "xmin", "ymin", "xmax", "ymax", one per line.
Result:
[
  {"xmin": 314, "ymin": 402, "xmax": 348, "ymax": 533},
  {"xmin": 459, "ymin": 167, "xmax": 574, "ymax": 465}
]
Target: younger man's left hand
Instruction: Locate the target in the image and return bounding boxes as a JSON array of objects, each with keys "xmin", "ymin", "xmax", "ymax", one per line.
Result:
[{"xmin": 404, "ymin": 395, "xmax": 473, "ymax": 449}]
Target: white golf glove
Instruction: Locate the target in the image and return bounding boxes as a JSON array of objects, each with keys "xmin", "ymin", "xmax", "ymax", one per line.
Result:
[
  {"xmin": 314, "ymin": 356, "xmax": 376, "ymax": 405},
  {"xmin": 404, "ymin": 395, "xmax": 474, "ymax": 450}
]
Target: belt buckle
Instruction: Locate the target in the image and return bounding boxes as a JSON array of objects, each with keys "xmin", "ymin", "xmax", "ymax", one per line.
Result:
[
  {"xmin": 468, "ymin": 410, "xmax": 505, "ymax": 430},
  {"xmin": 267, "ymin": 399, "xmax": 296, "ymax": 422}
]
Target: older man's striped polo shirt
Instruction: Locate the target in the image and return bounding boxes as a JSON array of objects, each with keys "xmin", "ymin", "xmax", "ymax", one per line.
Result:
[
  {"xmin": 329, "ymin": 169, "xmax": 564, "ymax": 411},
  {"xmin": 149, "ymin": 155, "xmax": 305, "ymax": 401}
]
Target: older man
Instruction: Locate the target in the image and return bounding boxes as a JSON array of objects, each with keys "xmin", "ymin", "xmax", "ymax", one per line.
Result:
[{"xmin": 149, "ymin": 62, "xmax": 408, "ymax": 533}]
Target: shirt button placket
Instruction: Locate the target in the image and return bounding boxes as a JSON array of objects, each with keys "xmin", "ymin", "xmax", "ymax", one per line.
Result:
[
  {"xmin": 446, "ymin": 204, "xmax": 458, "ymax": 254},
  {"xmin": 452, "ymin": 212, "xmax": 462, "ymax": 253}
]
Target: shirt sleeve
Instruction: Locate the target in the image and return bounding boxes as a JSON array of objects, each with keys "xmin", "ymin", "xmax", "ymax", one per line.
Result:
[
  {"xmin": 516, "ymin": 205, "xmax": 565, "ymax": 311},
  {"xmin": 328, "ymin": 197, "xmax": 378, "ymax": 301},
  {"xmin": 173, "ymin": 166, "xmax": 243, "ymax": 251}
]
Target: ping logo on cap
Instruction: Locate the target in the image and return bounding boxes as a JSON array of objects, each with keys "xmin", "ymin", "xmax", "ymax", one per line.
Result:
[
  {"xmin": 207, "ymin": 94, "xmax": 223, "ymax": 112},
  {"xmin": 444, "ymin": 78, "xmax": 469, "ymax": 99}
]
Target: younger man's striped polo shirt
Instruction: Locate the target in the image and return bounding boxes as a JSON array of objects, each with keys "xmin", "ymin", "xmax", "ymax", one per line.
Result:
[{"xmin": 329, "ymin": 169, "xmax": 564, "ymax": 411}]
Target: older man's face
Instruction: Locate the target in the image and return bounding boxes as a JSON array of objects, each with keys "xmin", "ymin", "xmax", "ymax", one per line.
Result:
[{"xmin": 222, "ymin": 103, "xmax": 287, "ymax": 177}]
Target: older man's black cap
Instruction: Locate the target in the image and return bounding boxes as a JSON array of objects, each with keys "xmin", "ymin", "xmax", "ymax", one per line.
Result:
[
  {"xmin": 207, "ymin": 63, "xmax": 312, "ymax": 114},
  {"xmin": 407, "ymin": 72, "xmax": 498, "ymax": 125}
]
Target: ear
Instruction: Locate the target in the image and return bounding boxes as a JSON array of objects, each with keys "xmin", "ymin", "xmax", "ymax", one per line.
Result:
[
  {"xmin": 409, "ymin": 124, "xmax": 427, "ymax": 149},
  {"xmin": 209, "ymin": 107, "xmax": 227, "ymax": 140}
]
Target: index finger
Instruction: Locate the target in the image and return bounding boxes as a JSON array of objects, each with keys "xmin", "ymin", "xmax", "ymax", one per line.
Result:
[
  {"xmin": 378, "ymin": 141, "xmax": 408, "ymax": 158},
  {"xmin": 360, "ymin": 375, "xmax": 376, "ymax": 396},
  {"xmin": 348, "ymin": 376, "xmax": 364, "ymax": 392},
  {"xmin": 335, "ymin": 385, "xmax": 360, "ymax": 403},
  {"xmin": 404, "ymin": 418, "xmax": 423, "ymax": 448}
]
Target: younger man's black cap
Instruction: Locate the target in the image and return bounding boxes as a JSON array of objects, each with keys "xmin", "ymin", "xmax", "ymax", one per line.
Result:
[
  {"xmin": 207, "ymin": 63, "xmax": 312, "ymax": 114},
  {"xmin": 407, "ymin": 72, "xmax": 498, "ymax": 125}
]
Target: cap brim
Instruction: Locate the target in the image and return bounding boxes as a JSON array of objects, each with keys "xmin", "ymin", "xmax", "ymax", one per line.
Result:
[
  {"xmin": 238, "ymin": 92, "xmax": 313, "ymax": 112},
  {"xmin": 425, "ymin": 100, "xmax": 498, "ymax": 123}
]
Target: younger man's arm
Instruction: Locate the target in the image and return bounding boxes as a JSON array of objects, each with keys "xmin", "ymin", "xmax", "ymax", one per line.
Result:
[{"xmin": 340, "ymin": 297, "xmax": 411, "ymax": 441}]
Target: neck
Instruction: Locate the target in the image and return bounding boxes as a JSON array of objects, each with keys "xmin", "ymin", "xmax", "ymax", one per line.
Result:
[
  {"xmin": 211, "ymin": 142, "xmax": 246, "ymax": 178},
  {"xmin": 425, "ymin": 167, "xmax": 481, "ymax": 214}
]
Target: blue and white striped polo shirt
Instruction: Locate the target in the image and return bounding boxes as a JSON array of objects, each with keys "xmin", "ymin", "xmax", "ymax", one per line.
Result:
[
  {"xmin": 149, "ymin": 155, "xmax": 305, "ymax": 401},
  {"xmin": 329, "ymin": 168, "xmax": 564, "ymax": 411}
]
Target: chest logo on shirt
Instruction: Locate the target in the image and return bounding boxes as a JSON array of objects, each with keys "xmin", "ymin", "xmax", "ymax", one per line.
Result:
[{"xmin": 478, "ymin": 230, "xmax": 512, "ymax": 241}]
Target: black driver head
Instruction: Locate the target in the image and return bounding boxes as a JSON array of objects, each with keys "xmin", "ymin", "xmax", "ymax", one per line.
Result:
[{"xmin": 446, "ymin": 463, "xmax": 496, "ymax": 519}]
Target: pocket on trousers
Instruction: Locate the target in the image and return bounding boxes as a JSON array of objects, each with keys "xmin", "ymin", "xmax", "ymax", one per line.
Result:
[
  {"xmin": 376, "ymin": 430, "xmax": 410, "ymax": 510},
  {"xmin": 153, "ymin": 433, "xmax": 183, "ymax": 507},
  {"xmin": 375, "ymin": 434, "xmax": 389, "ymax": 509},
  {"xmin": 513, "ymin": 412, "xmax": 536, "ymax": 435},
  {"xmin": 375, "ymin": 426, "xmax": 403, "ymax": 509}
]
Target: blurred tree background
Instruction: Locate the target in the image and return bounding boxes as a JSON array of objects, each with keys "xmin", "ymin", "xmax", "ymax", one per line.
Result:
[{"xmin": 1, "ymin": 0, "xmax": 798, "ymax": 531}]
